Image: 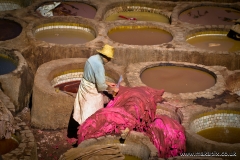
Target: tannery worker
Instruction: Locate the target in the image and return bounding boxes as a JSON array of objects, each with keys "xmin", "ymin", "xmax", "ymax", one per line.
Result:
[
  {"xmin": 227, "ymin": 19, "xmax": 240, "ymax": 41},
  {"xmin": 67, "ymin": 44, "xmax": 119, "ymax": 142}
]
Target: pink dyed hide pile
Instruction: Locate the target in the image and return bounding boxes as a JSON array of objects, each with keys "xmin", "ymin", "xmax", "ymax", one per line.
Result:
[{"xmin": 77, "ymin": 86, "xmax": 186, "ymax": 158}]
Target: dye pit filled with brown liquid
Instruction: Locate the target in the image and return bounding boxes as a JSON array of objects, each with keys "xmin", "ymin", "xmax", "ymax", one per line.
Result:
[
  {"xmin": 105, "ymin": 11, "xmax": 169, "ymax": 23},
  {"xmin": 52, "ymin": 2, "xmax": 97, "ymax": 18},
  {"xmin": 179, "ymin": 6, "xmax": 240, "ymax": 25},
  {"xmin": 108, "ymin": 27, "xmax": 172, "ymax": 45},
  {"xmin": 35, "ymin": 28, "xmax": 95, "ymax": 44},
  {"xmin": 0, "ymin": 137, "xmax": 19, "ymax": 155},
  {"xmin": 141, "ymin": 66, "xmax": 215, "ymax": 94},
  {"xmin": 187, "ymin": 33, "xmax": 240, "ymax": 52},
  {"xmin": 0, "ymin": 19, "xmax": 22, "ymax": 41},
  {"xmin": 197, "ymin": 127, "xmax": 240, "ymax": 144}
]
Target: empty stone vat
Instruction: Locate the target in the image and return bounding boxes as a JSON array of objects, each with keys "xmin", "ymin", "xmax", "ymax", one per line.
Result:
[
  {"xmin": 0, "ymin": 48, "xmax": 33, "ymax": 113},
  {"xmin": 186, "ymin": 30, "xmax": 240, "ymax": 52},
  {"xmin": 31, "ymin": 58, "xmax": 123, "ymax": 129},
  {"xmin": 185, "ymin": 109, "xmax": 240, "ymax": 159},
  {"xmin": 179, "ymin": 5, "xmax": 240, "ymax": 25},
  {"xmin": 108, "ymin": 26, "xmax": 172, "ymax": 45},
  {"xmin": 36, "ymin": 1, "xmax": 96, "ymax": 18},
  {"xmin": 34, "ymin": 22, "xmax": 96, "ymax": 44},
  {"xmin": 126, "ymin": 61, "xmax": 225, "ymax": 100},
  {"xmin": 78, "ymin": 131, "xmax": 158, "ymax": 160},
  {"xmin": 0, "ymin": 18, "xmax": 22, "ymax": 41},
  {"xmin": 104, "ymin": 5, "xmax": 169, "ymax": 23}
]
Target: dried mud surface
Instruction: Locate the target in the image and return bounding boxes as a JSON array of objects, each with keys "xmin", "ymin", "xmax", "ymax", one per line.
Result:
[
  {"xmin": 193, "ymin": 90, "xmax": 240, "ymax": 108},
  {"xmin": 18, "ymin": 108, "xmax": 73, "ymax": 160}
]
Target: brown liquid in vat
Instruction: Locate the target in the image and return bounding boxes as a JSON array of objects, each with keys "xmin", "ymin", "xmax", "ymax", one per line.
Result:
[
  {"xmin": 197, "ymin": 127, "xmax": 240, "ymax": 144},
  {"xmin": 141, "ymin": 66, "xmax": 215, "ymax": 94},
  {"xmin": 105, "ymin": 11, "xmax": 169, "ymax": 23},
  {"xmin": 187, "ymin": 34, "xmax": 240, "ymax": 52},
  {"xmin": 53, "ymin": 2, "xmax": 96, "ymax": 19},
  {"xmin": 179, "ymin": 6, "xmax": 240, "ymax": 25},
  {"xmin": 108, "ymin": 28, "xmax": 172, "ymax": 45},
  {"xmin": 35, "ymin": 28, "xmax": 95, "ymax": 44}
]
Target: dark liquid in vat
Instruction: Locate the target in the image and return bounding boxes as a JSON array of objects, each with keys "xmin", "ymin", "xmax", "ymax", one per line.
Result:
[
  {"xmin": 0, "ymin": 19, "xmax": 22, "ymax": 41},
  {"xmin": 187, "ymin": 34, "xmax": 240, "ymax": 52},
  {"xmin": 179, "ymin": 6, "xmax": 240, "ymax": 25},
  {"xmin": 197, "ymin": 127, "xmax": 240, "ymax": 144},
  {"xmin": 141, "ymin": 66, "xmax": 215, "ymax": 94},
  {"xmin": 53, "ymin": 2, "xmax": 96, "ymax": 19},
  {"xmin": 108, "ymin": 28, "xmax": 172, "ymax": 45},
  {"xmin": 0, "ymin": 55, "xmax": 17, "ymax": 75},
  {"xmin": 35, "ymin": 28, "xmax": 95, "ymax": 44},
  {"xmin": 55, "ymin": 80, "xmax": 80, "ymax": 93}
]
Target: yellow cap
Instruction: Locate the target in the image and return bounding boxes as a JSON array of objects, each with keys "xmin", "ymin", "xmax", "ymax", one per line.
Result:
[{"xmin": 96, "ymin": 44, "xmax": 114, "ymax": 59}]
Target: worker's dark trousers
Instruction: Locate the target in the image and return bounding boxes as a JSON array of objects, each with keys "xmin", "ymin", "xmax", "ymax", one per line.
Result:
[{"xmin": 67, "ymin": 109, "xmax": 80, "ymax": 139}]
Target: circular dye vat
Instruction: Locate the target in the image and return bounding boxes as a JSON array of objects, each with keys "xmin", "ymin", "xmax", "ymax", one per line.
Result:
[
  {"xmin": 38, "ymin": 2, "xmax": 96, "ymax": 18},
  {"xmin": 179, "ymin": 6, "xmax": 240, "ymax": 25},
  {"xmin": 141, "ymin": 66, "xmax": 215, "ymax": 94},
  {"xmin": 0, "ymin": 19, "xmax": 22, "ymax": 41},
  {"xmin": 190, "ymin": 110, "xmax": 240, "ymax": 144},
  {"xmin": 34, "ymin": 23, "xmax": 95, "ymax": 44},
  {"xmin": 54, "ymin": 2, "xmax": 96, "ymax": 18},
  {"xmin": 0, "ymin": 54, "xmax": 17, "ymax": 75},
  {"xmin": 197, "ymin": 127, "xmax": 240, "ymax": 144},
  {"xmin": 105, "ymin": 11, "xmax": 169, "ymax": 23},
  {"xmin": 0, "ymin": 136, "xmax": 19, "ymax": 155},
  {"xmin": 108, "ymin": 26, "xmax": 172, "ymax": 45},
  {"xmin": 52, "ymin": 71, "xmax": 115, "ymax": 93},
  {"xmin": 187, "ymin": 32, "xmax": 240, "ymax": 52}
]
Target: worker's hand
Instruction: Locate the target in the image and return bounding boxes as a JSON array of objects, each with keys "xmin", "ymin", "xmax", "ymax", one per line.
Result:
[
  {"xmin": 106, "ymin": 81, "xmax": 116, "ymax": 87},
  {"xmin": 112, "ymin": 87, "xmax": 119, "ymax": 97},
  {"xmin": 113, "ymin": 87, "xmax": 119, "ymax": 93}
]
